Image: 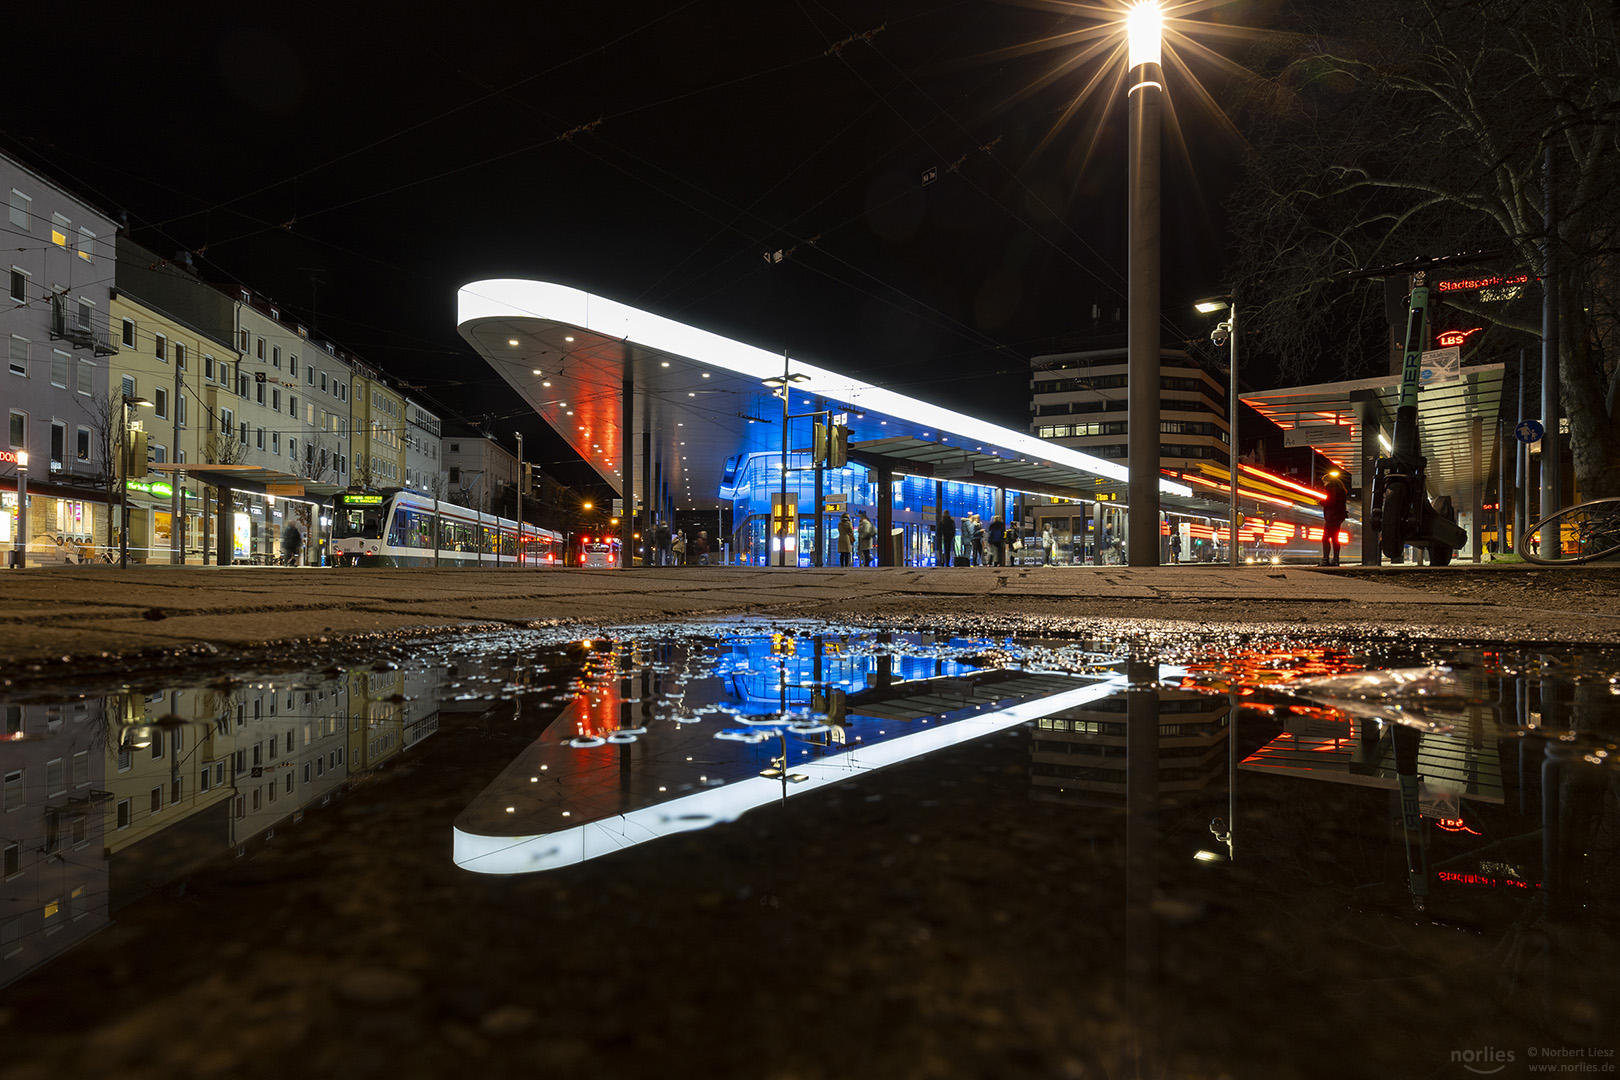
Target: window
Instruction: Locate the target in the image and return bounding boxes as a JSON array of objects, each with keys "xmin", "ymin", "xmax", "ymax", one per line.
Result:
[
  {"xmin": 154, "ymin": 387, "xmax": 168, "ymax": 419},
  {"xmin": 171, "ymin": 777, "xmax": 183, "ymax": 803},
  {"xmin": 76, "ymin": 427, "xmax": 90, "ymax": 461},
  {"xmin": 4, "ymin": 706, "xmax": 20, "ymax": 736},
  {"xmin": 121, "ymin": 374, "xmax": 136, "ymax": 398},
  {"xmin": 50, "ymin": 213, "xmax": 69, "ymax": 248},
  {"xmin": 220, "ymin": 407, "xmax": 234, "ymax": 436},
  {"xmin": 177, "ymin": 395, "xmax": 186, "ymax": 428},
  {"xmin": 289, "ymin": 354, "xmax": 298, "ymax": 377},
  {"xmin": 239, "ymin": 329, "xmax": 248, "ymax": 352},
  {"xmin": 8, "ymin": 410, "xmax": 25, "ymax": 449},
  {"xmin": 256, "ymin": 380, "xmax": 265, "ymax": 405},
  {"xmin": 77, "ymin": 228, "xmax": 96, "ymax": 262},
  {"xmin": 271, "ymin": 431, "xmax": 280, "ymax": 454},
  {"xmin": 320, "ymin": 371, "xmax": 328, "ymax": 392},
  {"xmin": 72, "ymin": 751, "xmax": 88, "ymax": 786},
  {"xmin": 306, "ymin": 366, "xmax": 315, "ymax": 386},
  {"xmin": 238, "ymin": 422, "xmax": 248, "ymax": 445},
  {"xmin": 50, "ymin": 421, "xmax": 64, "ymax": 468},
  {"xmin": 238, "ymin": 373, "xmax": 250, "ymax": 398},
  {"xmin": 256, "ymin": 338, "xmax": 265, "ymax": 360},
  {"xmin": 150, "ymin": 787, "xmax": 162, "ymax": 814},
  {"xmin": 272, "ymin": 345, "xmax": 281, "ymax": 368},
  {"xmin": 339, "ymin": 382, "xmax": 347, "ymax": 402},
  {"xmin": 121, "ymin": 317, "xmax": 136, "ymax": 346},
  {"xmin": 8, "ymin": 267, "xmax": 26, "ymax": 304},
  {"xmin": 155, "ymin": 334, "xmax": 167, "ymax": 362},
  {"xmin": 77, "ymin": 357, "xmax": 92, "ymax": 395},
  {"xmin": 7, "ymin": 189, "xmax": 29, "ymax": 229},
  {"xmin": 175, "ymin": 342, "xmax": 186, "ymax": 369},
  {"xmin": 50, "ymin": 350, "xmax": 67, "ymax": 388},
  {"xmin": 2, "ymin": 769, "xmax": 22, "ymax": 811},
  {"xmin": 76, "ymin": 297, "xmax": 92, "ymax": 329},
  {"xmin": 3, "ymin": 843, "xmax": 17, "ymax": 878},
  {"xmin": 204, "ymin": 354, "xmax": 215, "ymax": 380},
  {"xmin": 288, "ymin": 438, "xmax": 297, "ymax": 463},
  {"xmin": 256, "ymin": 427, "xmax": 264, "ymax": 450},
  {"xmin": 151, "ymin": 443, "xmax": 166, "ymax": 464},
  {"xmin": 289, "ymin": 394, "xmax": 298, "ymax": 417},
  {"xmin": 272, "ymin": 388, "xmax": 280, "ymax": 411},
  {"xmin": 200, "ymin": 764, "xmax": 211, "ymax": 793},
  {"xmin": 45, "ymin": 758, "xmax": 64, "ymax": 796},
  {"xmin": 8, "ymin": 335, "xmax": 26, "ymax": 376}
]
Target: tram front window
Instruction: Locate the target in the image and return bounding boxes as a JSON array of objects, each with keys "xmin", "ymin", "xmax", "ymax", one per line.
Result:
[{"xmin": 334, "ymin": 502, "xmax": 386, "ymax": 540}]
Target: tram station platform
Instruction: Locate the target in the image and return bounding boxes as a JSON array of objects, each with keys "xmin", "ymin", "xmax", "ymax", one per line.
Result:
[{"xmin": 0, "ymin": 563, "xmax": 1615, "ymax": 672}]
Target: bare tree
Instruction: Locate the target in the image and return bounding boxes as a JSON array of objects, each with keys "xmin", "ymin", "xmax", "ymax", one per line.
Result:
[
  {"xmin": 79, "ymin": 393, "xmax": 119, "ymax": 548},
  {"xmin": 300, "ymin": 434, "xmax": 341, "ymax": 485},
  {"xmin": 1226, "ymin": 0, "xmax": 1620, "ymax": 498}
]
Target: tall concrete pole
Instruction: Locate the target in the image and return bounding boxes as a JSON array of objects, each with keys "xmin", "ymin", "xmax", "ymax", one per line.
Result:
[
  {"xmin": 1540, "ymin": 144, "xmax": 1561, "ymax": 553},
  {"xmin": 1126, "ymin": 4, "xmax": 1163, "ymax": 567}
]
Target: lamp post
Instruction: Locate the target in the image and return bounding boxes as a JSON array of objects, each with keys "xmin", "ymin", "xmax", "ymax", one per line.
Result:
[
  {"xmin": 12, "ymin": 450, "xmax": 26, "ymax": 570},
  {"xmin": 514, "ymin": 431, "xmax": 524, "ymax": 566},
  {"xmin": 119, "ymin": 394, "xmax": 154, "ymax": 569},
  {"xmin": 1126, "ymin": 1, "xmax": 1164, "ymax": 568},
  {"xmin": 762, "ymin": 352, "xmax": 810, "ymax": 568},
  {"xmin": 1196, "ymin": 297, "xmax": 1240, "ymax": 567}
]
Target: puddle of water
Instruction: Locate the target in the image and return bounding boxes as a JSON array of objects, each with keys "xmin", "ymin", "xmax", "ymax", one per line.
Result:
[{"xmin": 2, "ymin": 623, "xmax": 1617, "ymax": 1077}]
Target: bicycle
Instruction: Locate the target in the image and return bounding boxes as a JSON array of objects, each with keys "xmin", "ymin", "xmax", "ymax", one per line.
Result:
[{"xmin": 1520, "ymin": 497, "xmax": 1620, "ymax": 566}]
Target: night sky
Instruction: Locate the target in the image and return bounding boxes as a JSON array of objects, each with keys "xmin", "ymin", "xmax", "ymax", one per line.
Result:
[{"xmin": 3, "ymin": 1, "xmax": 1247, "ymax": 488}]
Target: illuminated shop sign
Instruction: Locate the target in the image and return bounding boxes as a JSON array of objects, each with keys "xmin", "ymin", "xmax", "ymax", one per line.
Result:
[
  {"xmin": 344, "ymin": 494, "xmax": 385, "ymax": 505},
  {"xmin": 1434, "ymin": 327, "xmax": 1482, "ymax": 348},
  {"xmin": 126, "ymin": 479, "xmax": 174, "ymax": 498},
  {"xmin": 1434, "ymin": 272, "xmax": 1530, "ymax": 295},
  {"xmin": 0, "ymin": 450, "xmax": 19, "ymax": 465}
]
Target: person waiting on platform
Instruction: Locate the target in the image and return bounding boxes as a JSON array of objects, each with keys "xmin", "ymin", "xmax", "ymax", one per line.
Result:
[
  {"xmin": 837, "ymin": 513, "xmax": 854, "ymax": 567},
  {"xmin": 1319, "ymin": 470, "xmax": 1349, "ymax": 566},
  {"xmin": 856, "ymin": 510, "xmax": 877, "ymax": 566},
  {"xmin": 936, "ymin": 511, "xmax": 955, "ymax": 568}
]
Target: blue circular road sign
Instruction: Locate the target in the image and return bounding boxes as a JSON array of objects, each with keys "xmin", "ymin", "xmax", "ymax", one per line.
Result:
[{"xmin": 1515, "ymin": 419, "xmax": 1545, "ymax": 444}]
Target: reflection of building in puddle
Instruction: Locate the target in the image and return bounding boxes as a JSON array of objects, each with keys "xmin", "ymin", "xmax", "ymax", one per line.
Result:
[
  {"xmin": 1027, "ymin": 687, "xmax": 1230, "ymax": 809},
  {"xmin": 1, "ymin": 670, "xmax": 449, "ymax": 988},
  {"xmin": 1237, "ymin": 710, "xmax": 1504, "ymax": 811},
  {"xmin": 453, "ymin": 632, "xmax": 1126, "ymax": 875}
]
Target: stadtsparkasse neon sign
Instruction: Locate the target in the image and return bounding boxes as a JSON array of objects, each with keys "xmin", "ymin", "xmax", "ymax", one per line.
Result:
[{"xmin": 1435, "ymin": 272, "xmax": 1531, "ymax": 293}]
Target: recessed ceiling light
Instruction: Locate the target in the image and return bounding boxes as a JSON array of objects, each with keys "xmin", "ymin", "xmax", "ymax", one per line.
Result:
[
  {"xmin": 508, "ymin": 339, "xmax": 519, "ymax": 346},
  {"xmin": 542, "ymin": 380, "xmax": 551, "ymax": 387},
  {"xmin": 532, "ymin": 368, "xmax": 542, "ymax": 375},
  {"xmin": 564, "ymin": 335, "xmax": 574, "ymax": 342},
  {"xmin": 701, "ymin": 373, "xmax": 710, "ymax": 378},
  {"xmin": 660, "ymin": 361, "xmax": 670, "ymax": 368}
]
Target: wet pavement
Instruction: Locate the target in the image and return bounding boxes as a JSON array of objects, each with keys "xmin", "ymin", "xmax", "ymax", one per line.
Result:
[{"xmin": 2, "ymin": 569, "xmax": 1619, "ymax": 1078}]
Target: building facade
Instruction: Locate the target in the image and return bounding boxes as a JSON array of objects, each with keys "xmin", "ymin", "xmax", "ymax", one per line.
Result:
[{"xmin": 4, "ymin": 151, "xmax": 119, "ymax": 564}]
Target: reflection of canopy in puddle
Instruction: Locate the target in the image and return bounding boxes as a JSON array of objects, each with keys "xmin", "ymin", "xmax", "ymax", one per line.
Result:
[{"xmin": 453, "ymin": 675, "xmax": 1124, "ymax": 875}]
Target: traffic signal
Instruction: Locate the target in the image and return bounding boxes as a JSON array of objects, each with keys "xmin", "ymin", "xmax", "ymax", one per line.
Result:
[
  {"xmin": 124, "ymin": 430, "xmax": 148, "ymax": 477},
  {"xmin": 827, "ymin": 424, "xmax": 849, "ymax": 468},
  {"xmin": 813, "ymin": 422, "xmax": 828, "ymax": 464}
]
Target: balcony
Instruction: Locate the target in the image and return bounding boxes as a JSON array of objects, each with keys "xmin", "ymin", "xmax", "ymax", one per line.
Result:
[{"xmin": 49, "ymin": 296, "xmax": 118, "ymax": 356}]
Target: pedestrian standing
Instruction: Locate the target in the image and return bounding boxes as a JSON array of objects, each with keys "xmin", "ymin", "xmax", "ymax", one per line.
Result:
[
  {"xmin": 1169, "ymin": 531, "xmax": 1181, "ymax": 564},
  {"xmin": 695, "ymin": 531, "xmax": 710, "ymax": 566},
  {"xmin": 281, "ymin": 523, "xmax": 303, "ymax": 566},
  {"xmin": 937, "ymin": 511, "xmax": 956, "ymax": 568},
  {"xmin": 673, "ymin": 530, "xmax": 687, "ymax": 565},
  {"xmin": 856, "ymin": 510, "xmax": 877, "ymax": 566},
  {"xmin": 656, "ymin": 520, "xmax": 672, "ymax": 566},
  {"xmin": 988, "ymin": 516, "xmax": 1006, "ymax": 567},
  {"xmin": 837, "ymin": 513, "xmax": 854, "ymax": 567},
  {"xmin": 1041, "ymin": 525, "xmax": 1057, "ymax": 566},
  {"xmin": 1320, "ymin": 470, "xmax": 1349, "ymax": 566}
]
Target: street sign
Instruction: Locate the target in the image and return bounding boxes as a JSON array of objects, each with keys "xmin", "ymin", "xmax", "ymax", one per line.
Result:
[
  {"xmin": 1419, "ymin": 346, "xmax": 1460, "ymax": 384},
  {"xmin": 823, "ymin": 495, "xmax": 845, "ymax": 513},
  {"xmin": 1282, "ymin": 425, "xmax": 1347, "ymax": 448},
  {"xmin": 1514, "ymin": 419, "xmax": 1545, "ymax": 444}
]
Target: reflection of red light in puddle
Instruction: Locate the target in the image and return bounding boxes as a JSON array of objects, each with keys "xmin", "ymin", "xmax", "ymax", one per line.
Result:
[
  {"xmin": 1437, "ymin": 870, "xmax": 1533, "ymax": 889},
  {"xmin": 1434, "ymin": 817, "xmax": 1481, "ymax": 835}
]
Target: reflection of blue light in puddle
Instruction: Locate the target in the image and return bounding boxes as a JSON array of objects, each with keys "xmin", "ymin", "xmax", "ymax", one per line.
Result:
[
  {"xmin": 569, "ymin": 736, "xmax": 606, "ymax": 748},
  {"xmin": 715, "ymin": 729, "xmax": 772, "ymax": 743}
]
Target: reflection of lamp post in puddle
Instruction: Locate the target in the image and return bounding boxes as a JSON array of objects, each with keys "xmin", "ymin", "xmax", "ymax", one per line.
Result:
[
  {"xmin": 1195, "ymin": 296, "xmax": 1240, "ymax": 567},
  {"xmin": 762, "ymin": 354, "xmax": 811, "ymax": 568}
]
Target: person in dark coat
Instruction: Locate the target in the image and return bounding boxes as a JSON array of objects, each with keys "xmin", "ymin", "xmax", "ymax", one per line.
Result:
[
  {"xmin": 937, "ymin": 511, "xmax": 955, "ymax": 567},
  {"xmin": 281, "ymin": 523, "xmax": 303, "ymax": 566},
  {"xmin": 988, "ymin": 517, "xmax": 1006, "ymax": 566},
  {"xmin": 1320, "ymin": 471, "xmax": 1349, "ymax": 566}
]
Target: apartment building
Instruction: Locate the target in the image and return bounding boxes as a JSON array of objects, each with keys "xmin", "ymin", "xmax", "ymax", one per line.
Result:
[{"xmin": 4, "ymin": 151, "xmax": 119, "ymax": 564}]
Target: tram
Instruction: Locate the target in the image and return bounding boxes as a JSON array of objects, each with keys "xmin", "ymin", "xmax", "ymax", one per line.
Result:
[{"xmin": 331, "ymin": 489, "xmax": 562, "ymax": 567}]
